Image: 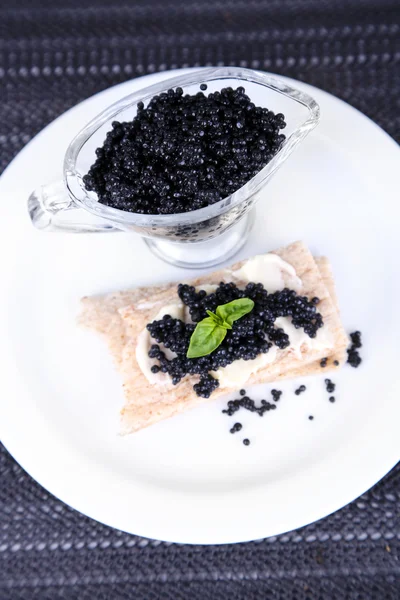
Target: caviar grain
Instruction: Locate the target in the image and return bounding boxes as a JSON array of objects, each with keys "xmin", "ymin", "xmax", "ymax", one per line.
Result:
[
  {"xmin": 271, "ymin": 389, "xmax": 282, "ymax": 402},
  {"xmin": 230, "ymin": 422, "xmax": 243, "ymax": 434},
  {"xmin": 308, "ymin": 415, "xmax": 314, "ymax": 420},
  {"xmin": 193, "ymin": 374, "xmax": 219, "ymax": 398},
  {"xmin": 325, "ymin": 379, "xmax": 335, "ymax": 393},
  {"xmin": 83, "ymin": 86, "xmax": 286, "ymax": 215},
  {"xmin": 320, "ymin": 357, "xmax": 328, "ymax": 368},
  {"xmin": 295, "ymin": 384, "xmax": 306, "ymax": 396},
  {"xmin": 329, "ymin": 396, "xmax": 335, "ymax": 403},
  {"xmin": 222, "ymin": 391, "xmax": 278, "ymax": 417},
  {"xmin": 347, "ymin": 331, "xmax": 362, "ymax": 368},
  {"xmin": 243, "ymin": 438, "xmax": 250, "ymax": 446}
]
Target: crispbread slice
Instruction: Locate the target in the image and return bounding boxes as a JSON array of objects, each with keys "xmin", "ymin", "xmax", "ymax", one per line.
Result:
[
  {"xmin": 78, "ymin": 283, "xmax": 174, "ymax": 373},
  {"xmin": 79, "ymin": 241, "xmax": 348, "ymax": 433},
  {"xmin": 314, "ymin": 257, "xmax": 347, "ymax": 367},
  {"xmin": 281, "ymin": 256, "xmax": 347, "ymax": 381}
]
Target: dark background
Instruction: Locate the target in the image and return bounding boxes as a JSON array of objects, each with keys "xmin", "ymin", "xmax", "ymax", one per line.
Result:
[{"xmin": 1, "ymin": 1, "xmax": 399, "ymax": 598}]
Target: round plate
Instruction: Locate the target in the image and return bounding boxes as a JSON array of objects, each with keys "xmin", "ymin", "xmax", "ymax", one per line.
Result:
[{"xmin": 0, "ymin": 70, "xmax": 399, "ymax": 545}]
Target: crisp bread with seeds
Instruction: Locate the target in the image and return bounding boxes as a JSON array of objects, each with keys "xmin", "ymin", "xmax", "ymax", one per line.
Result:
[{"xmin": 79, "ymin": 241, "xmax": 348, "ymax": 434}]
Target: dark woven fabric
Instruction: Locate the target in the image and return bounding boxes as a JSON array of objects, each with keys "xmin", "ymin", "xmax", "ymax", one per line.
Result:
[{"xmin": 1, "ymin": 1, "xmax": 399, "ymax": 598}]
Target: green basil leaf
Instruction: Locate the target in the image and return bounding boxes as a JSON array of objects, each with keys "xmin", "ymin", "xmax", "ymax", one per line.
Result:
[
  {"xmin": 186, "ymin": 317, "xmax": 227, "ymax": 359},
  {"xmin": 186, "ymin": 297, "xmax": 254, "ymax": 359},
  {"xmin": 206, "ymin": 309, "xmax": 231, "ymax": 329},
  {"xmin": 206, "ymin": 309, "xmax": 220, "ymax": 323},
  {"xmin": 216, "ymin": 298, "xmax": 255, "ymax": 327}
]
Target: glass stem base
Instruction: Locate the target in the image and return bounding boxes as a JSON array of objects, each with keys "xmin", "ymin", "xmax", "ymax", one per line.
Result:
[{"xmin": 144, "ymin": 210, "xmax": 255, "ymax": 269}]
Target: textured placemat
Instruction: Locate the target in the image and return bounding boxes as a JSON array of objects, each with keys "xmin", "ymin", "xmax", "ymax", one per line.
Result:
[{"xmin": 0, "ymin": 1, "xmax": 399, "ymax": 598}]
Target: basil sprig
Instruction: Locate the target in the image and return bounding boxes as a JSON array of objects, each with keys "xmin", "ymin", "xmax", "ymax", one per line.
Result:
[{"xmin": 187, "ymin": 298, "xmax": 255, "ymax": 359}]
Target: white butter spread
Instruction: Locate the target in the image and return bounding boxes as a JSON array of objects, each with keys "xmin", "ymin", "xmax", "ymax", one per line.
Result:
[
  {"xmin": 233, "ymin": 253, "xmax": 302, "ymax": 292},
  {"xmin": 211, "ymin": 347, "xmax": 278, "ymax": 387},
  {"xmin": 136, "ymin": 302, "xmax": 184, "ymax": 385},
  {"xmin": 275, "ymin": 316, "xmax": 334, "ymax": 360}
]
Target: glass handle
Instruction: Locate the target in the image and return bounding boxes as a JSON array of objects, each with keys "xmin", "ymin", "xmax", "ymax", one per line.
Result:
[{"xmin": 28, "ymin": 181, "xmax": 119, "ymax": 233}]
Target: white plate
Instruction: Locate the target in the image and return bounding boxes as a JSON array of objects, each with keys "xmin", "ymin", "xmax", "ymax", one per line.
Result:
[{"xmin": 0, "ymin": 70, "xmax": 399, "ymax": 545}]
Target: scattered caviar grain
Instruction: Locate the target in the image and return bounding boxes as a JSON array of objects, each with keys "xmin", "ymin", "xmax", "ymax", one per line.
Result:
[
  {"xmin": 84, "ymin": 86, "xmax": 286, "ymax": 215},
  {"xmin": 349, "ymin": 331, "xmax": 362, "ymax": 349},
  {"xmin": 230, "ymin": 422, "xmax": 243, "ymax": 434},
  {"xmin": 320, "ymin": 357, "xmax": 328, "ymax": 368},
  {"xmin": 334, "ymin": 360, "xmax": 339, "ymax": 366},
  {"xmin": 147, "ymin": 281, "xmax": 323, "ymax": 397},
  {"xmin": 271, "ymin": 389, "xmax": 282, "ymax": 402},
  {"xmin": 295, "ymin": 385, "xmax": 306, "ymax": 396},
  {"xmin": 308, "ymin": 415, "xmax": 314, "ymax": 420},
  {"xmin": 150, "ymin": 365, "xmax": 160, "ymax": 373},
  {"xmin": 243, "ymin": 438, "xmax": 250, "ymax": 446},
  {"xmin": 329, "ymin": 396, "xmax": 335, "ymax": 403},
  {"xmin": 347, "ymin": 331, "xmax": 362, "ymax": 368},
  {"xmin": 325, "ymin": 379, "xmax": 335, "ymax": 393},
  {"xmin": 223, "ymin": 394, "xmax": 276, "ymax": 416},
  {"xmin": 239, "ymin": 389, "xmax": 246, "ymax": 396},
  {"xmin": 222, "ymin": 389, "xmax": 280, "ymax": 416}
]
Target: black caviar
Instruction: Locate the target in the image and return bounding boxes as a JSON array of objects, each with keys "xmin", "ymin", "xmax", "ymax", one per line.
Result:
[
  {"xmin": 320, "ymin": 357, "xmax": 328, "ymax": 368},
  {"xmin": 295, "ymin": 384, "xmax": 306, "ymax": 396},
  {"xmin": 222, "ymin": 395, "xmax": 276, "ymax": 417},
  {"xmin": 271, "ymin": 389, "xmax": 282, "ymax": 402},
  {"xmin": 230, "ymin": 423, "xmax": 243, "ymax": 434},
  {"xmin": 193, "ymin": 374, "xmax": 219, "ymax": 397},
  {"xmin": 325, "ymin": 378, "xmax": 335, "ymax": 393},
  {"xmin": 223, "ymin": 390, "xmax": 283, "ymax": 447},
  {"xmin": 146, "ymin": 281, "xmax": 323, "ymax": 397},
  {"xmin": 83, "ymin": 86, "xmax": 286, "ymax": 215},
  {"xmin": 347, "ymin": 331, "xmax": 362, "ymax": 368},
  {"xmin": 329, "ymin": 396, "xmax": 335, "ymax": 403}
]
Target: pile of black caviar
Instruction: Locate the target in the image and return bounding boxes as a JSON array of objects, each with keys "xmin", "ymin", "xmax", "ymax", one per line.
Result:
[
  {"xmin": 146, "ymin": 281, "xmax": 323, "ymax": 398},
  {"xmin": 83, "ymin": 85, "xmax": 286, "ymax": 215}
]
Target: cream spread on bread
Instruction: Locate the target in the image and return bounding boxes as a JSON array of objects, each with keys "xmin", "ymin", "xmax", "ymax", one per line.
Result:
[
  {"xmin": 232, "ymin": 254, "xmax": 302, "ymax": 292},
  {"xmin": 137, "ymin": 255, "xmax": 333, "ymax": 387}
]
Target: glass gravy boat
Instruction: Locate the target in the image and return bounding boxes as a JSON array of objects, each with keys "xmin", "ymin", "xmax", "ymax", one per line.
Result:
[{"xmin": 28, "ymin": 67, "xmax": 320, "ymax": 268}]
